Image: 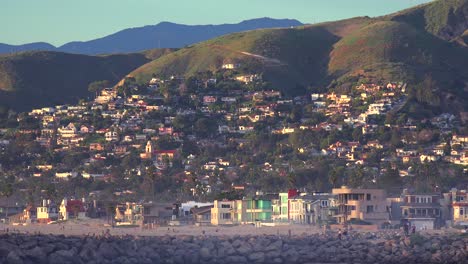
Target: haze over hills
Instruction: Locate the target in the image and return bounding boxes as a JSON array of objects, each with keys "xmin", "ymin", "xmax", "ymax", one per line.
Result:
[
  {"xmin": 0, "ymin": 18, "xmax": 303, "ymax": 55},
  {"xmin": 129, "ymin": 0, "xmax": 468, "ymax": 113}
]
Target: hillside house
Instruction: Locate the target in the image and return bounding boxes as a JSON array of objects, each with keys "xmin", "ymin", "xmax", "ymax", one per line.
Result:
[
  {"xmin": 235, "ymin": 74, "xmax": 260, "ymax": 84},
  {"xmin": 58, "ymin": 123, "xmax": 78, "ymax": 138},
  {"xmin": 203, "ymin": 96, "xmax": 217, "ymax": 104},
  {"xmin": 89, "ymin": 143, "xmax": 104, "ymax": 151},
  {"xmin": 221, "ymin": 63, "xmax": 240, "ymax": 69},
  {"xmin": 105, "ymin": 131, "xmax": 119, "ymax": 142}
]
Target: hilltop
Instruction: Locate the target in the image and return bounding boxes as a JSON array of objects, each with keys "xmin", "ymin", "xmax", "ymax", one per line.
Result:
[{"xmin": 0, "ymin": 18, "xmax": 303, "ymax": 55}]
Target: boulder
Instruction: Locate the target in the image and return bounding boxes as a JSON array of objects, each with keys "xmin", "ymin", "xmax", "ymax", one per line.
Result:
[
  {"xmin": 0, "ymin": 240, "xmax": 19, "ymax": 257},
  {"xmin": 199, "ymin": 247, "xmax": 211, "ymax": 260},
  {"xmin": 24, "ymin": 246, "xmax": 47, "ymax": 263},
  {"xmin": 48, "ymin": 248, "xmax": 77, "ymax": 264},
  {"xmin": 6, "ymin": 251, "xmax": 24, "ymax": 264},
  {"xmin": 236, "ymin": 243, "xmax": 252, "ymax": 255},
  {"xmin": 225, "ymin": 255, "xmax": 247, "ymax": 263},
  {"xmin": 97, "ymin": 242, "xmax": 118, "ymax": 260},
  {"xmin": 248, "ymin": 251, "xmax": 265, "ymax": 263}
]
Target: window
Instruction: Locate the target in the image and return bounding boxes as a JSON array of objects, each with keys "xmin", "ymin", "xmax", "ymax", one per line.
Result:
[
  {"xmin": 222, "ymin": 213, "xmax": 231, "ymax": 219},
  {"xmin": 461, "ymin": 209, "xmax": 464, "ymax": 216},
  {"xmin": 221, "ymin": 204, "xmax": 231, "ymax": 209},
  {"xmin": 367, "ymin": 206, "xmax": 374, "ymax": 213},
  {"xmin": 366, "ymin": 194, "xmax": 371, "ymax": 201}
]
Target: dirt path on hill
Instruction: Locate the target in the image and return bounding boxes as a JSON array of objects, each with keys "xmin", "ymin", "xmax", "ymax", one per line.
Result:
[{"xmin": 209, "ymin": 45, "xmax": 286, "ymax": 66}]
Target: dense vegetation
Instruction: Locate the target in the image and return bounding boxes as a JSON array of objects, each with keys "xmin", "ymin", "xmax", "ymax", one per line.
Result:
[{"xmin": 0, "ymin": 49, "xmax": 175, "ymax": 112}]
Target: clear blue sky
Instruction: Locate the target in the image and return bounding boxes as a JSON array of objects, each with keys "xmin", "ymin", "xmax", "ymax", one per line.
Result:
[{"xmin": 2, "ymin": 0, "xmax": 432, "ymax": 46}]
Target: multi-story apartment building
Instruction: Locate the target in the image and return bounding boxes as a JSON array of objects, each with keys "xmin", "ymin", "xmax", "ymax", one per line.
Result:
[
  {"xmin": 444, "ymin": 188, "xmax": 468, "ymax": 226},
  {"xmin": 332, "ymin": 186, "xmax": 389, "ymax": 226},
  {"xmin": 400, "ymin": 190, "xmax": 442, "ymax": 230},
  {"xmin": 211, "ymin": 197, "xmax": 273, "ymax": 225}
]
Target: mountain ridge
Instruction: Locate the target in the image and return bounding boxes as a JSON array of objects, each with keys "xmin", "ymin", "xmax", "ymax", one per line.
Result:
[{"xmin": 0, "ymin": 18, "xmax": 303, "ymax": 55}]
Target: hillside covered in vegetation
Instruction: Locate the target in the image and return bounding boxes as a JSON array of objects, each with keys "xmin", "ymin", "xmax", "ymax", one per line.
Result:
[
  {"xmin": 129, "ymin": 0, "xmax": 467, "ymax": 112},
  {"xmin": 0, "ymin": 49, "xmax": 173, "ymax": 111}
]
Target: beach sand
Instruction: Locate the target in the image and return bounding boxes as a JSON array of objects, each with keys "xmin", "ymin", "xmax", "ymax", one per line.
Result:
[{"xmin": 1, "ymin": 219, "xmax": 323, "ymax": 237}]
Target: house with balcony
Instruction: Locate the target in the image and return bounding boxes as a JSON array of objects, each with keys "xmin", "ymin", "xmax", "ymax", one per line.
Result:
[
  {"xmin": 211, "ymin": 196, "xmax": 273, "ymax": 226},
  {"xmin": 191, "ymin": 205, "xmax": 213, "ymax": 226},
  {"xmin": 400, "ymin": 189, "xmax": 443, "ymax": 230},
  {"xmin": 444, "ymin": 188, "xmax": 468, "ymax": 226},
  {"xmin": 332, "ymin": 187, "xmax": 389, "ymax": 226},
  {"xmin": 141, "ymin": 202, "xmax": 175, "ymax": 225},
  {"xmin": 211, "ymin": 200, "xmax": 236, "ymax": 225},
  {"xmin": 239, "ymin": 196, "xmax": 273, "ymax": 224}
]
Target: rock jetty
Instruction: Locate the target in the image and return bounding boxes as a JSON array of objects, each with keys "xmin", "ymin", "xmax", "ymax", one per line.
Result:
[{"xmin": 0, "ymin": 232, "xmax": 467, "ymax": 263}]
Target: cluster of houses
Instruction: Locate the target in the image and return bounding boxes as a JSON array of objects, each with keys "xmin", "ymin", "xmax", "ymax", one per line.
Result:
[
  {"xmin": 2, "ymin": 187, "xmax": 467, "ymax": 231},
  {"xmin": 0, "ymin": 63, "xmax": 466, "ymax": 234},
  {"xmin": 19, "ymin": 73, "xmax": 465, "ymax": 185}
]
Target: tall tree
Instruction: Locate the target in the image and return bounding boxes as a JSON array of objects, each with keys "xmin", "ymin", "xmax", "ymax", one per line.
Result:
[
  {"xmin": 88, "ymin": 80, "xmax": 110, "ymax": 97},
  {"xmin": 0, "ymin": 182, "xmax": 14, "ymax": 221}
]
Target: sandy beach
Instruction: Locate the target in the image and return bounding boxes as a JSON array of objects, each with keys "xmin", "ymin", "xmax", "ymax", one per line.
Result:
[{"xmin": 1, "ymin": 219, "xmax": 324, "ymax": 237}]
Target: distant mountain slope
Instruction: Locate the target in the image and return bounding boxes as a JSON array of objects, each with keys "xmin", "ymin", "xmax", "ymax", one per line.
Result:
[
  {"xmin": 0, "ymin": 42, "xmax": 55, "ymax": 54},
  {"xmin": 0, "ymin": 51, "xmax": 165, "ymax": 111},
  {"xmin": 0, "ymin": 18, "xmax": 303, "ymax": 55}
]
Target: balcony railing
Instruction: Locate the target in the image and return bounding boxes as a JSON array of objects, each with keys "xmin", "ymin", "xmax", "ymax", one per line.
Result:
[{"xmin": 404, "ymin": 213, "xmax": 439, "ymax": 218}]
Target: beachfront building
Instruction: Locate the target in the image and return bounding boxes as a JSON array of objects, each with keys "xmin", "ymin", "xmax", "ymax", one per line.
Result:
[
  {"xmin": 211, "ymin": 197, "xmax": 273, "ymax": 226},
  {"xmin": 287, "ymin": 191, "xmax": 338, "ymax": 225},
  {"xmin": 59, "ymin": 198, "xmax": 87, "ymax": 221},
  {"xmin": 37, "ymin": 200, "xmax": 59, "ymax": 223},
  {"xmin": 400, "ymin": 189, "xmax": 442, "ymax": 230},
  {"xmin": 237, "ymin": 196, "xmax": 273, "ymax": 224},
  {"xmin": 191, "ymin": 205, "xmax": 213, "ymax": 226},
  {"xmin": 141, "ymin": 202, "xmax": 174, "ymax": 224},
  {"xmin": 332, "ymin": 186, "xmax": 389, "ymax": 226},
  {"xmin": 307, "ymin": 193, "xmax": 338, "ymax": 225},
  {"xmin": 444, "ymin": 188, "xmax": 468, "ymax": 226},
  {"xmin": 211, "ymin": 200, "xmax": 236, "ymax": 225},
  {"xmin": 272, "ymin": 192, "xmax": 289, "ymax": 222}
]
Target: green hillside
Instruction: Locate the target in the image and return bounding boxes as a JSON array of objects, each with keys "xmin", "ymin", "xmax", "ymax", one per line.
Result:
[
  {"xmin": 0, "ymin": 49, "xmax": 172, "ymax": 111},
  {"xmin": 128, "ymin": 0, "xmax": 467, "ymax": 108},
  {"xmin": 329, "ymin": 20, "xmax": 468, "ymax": 84},
  {"xmin": 389, "ymin": 0, "xmax": 468, "ymax": 41},
  {"xmin": 130, "ymin": 17, "xmax": 372, "ymax": 95}
]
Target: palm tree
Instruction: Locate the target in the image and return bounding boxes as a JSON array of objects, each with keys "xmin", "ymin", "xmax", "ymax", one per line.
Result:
[{"xmin": 1, "ymin": 182, "xmax": 13, "ymax": 222}]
